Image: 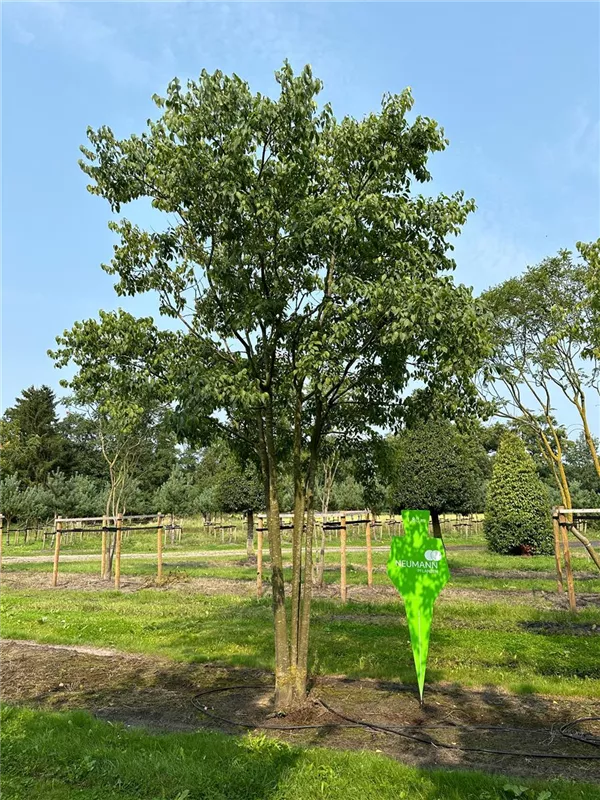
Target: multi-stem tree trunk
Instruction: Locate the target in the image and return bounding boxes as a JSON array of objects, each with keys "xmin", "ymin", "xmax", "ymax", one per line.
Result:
[{"xmin": 257, "ymin": 393, "xmax": 323, "ymax": 710}]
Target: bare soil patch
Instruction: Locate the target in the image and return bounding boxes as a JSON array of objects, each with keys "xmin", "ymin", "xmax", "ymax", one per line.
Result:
[
  {"xmin": 2, "ymin": 639, "xmax": 599, "ymax": 783},
  {"xmin": 3, "ymin": 568, "xmax": 598, "ymax": 610}
]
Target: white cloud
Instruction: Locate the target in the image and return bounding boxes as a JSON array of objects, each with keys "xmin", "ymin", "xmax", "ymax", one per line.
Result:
[
  {"xmin": 5, "ymin": 1, "xmax": 339, "ymax": 93},
  {"xmin": 12, "ymin": 21, "xmax": 35, "ymax": 45},
  {"xmin": 5, "ymin": 2, "xmax": 160, "ymax": 87}
]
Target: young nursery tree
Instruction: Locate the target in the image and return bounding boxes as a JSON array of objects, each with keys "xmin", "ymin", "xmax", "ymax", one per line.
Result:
[
  {"xmin": 50, "ymin": 310, "xmax": 175, "ymax": 520},
  {"xmin": 484, "ymin": 432, "xmax": 553, "ymax": 555},
  {"xmin": 68, "ymin": 63, "xmax": 489, "ymax": 708}
]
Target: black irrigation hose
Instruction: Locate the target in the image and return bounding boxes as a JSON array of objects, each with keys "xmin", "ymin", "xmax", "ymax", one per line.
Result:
[
  {"xmin": 560, "ymin": 717, "xmax": 600, "ymax": 748},
  {"xmin": 191, "ymin": 685, "xmax": 600, "ymax": 761}
]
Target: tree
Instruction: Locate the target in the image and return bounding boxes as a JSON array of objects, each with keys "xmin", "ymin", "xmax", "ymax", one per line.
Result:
[
  {"xmin": 45, "ymin": 469, "xmax": 71, "ymax": 517},
  {"xmin": 19, "ymin": 485, "xmax": 53, "ymax": 528},
  {"xmin": 72, "ymin": 63, "xmax": 490, "ymax": 708},
  {"xmin": 388, "ymin": 420, "xmax": 488, "ymax": 535},
  {"xmin": 153, "ymin": 469, "xmax": 201, "ymax": 517},
  {"xmin": 68, "ymin": 474, "xmax": 106, "ymax": 518},
  {"xmin": 50, "ymin": 311, "xmax": 175, "ymax": 521},
  {"xmin": 484, "ymin": 432, "xmax": 553, "ymax": 555},
  {"xmin": 215, "ymin": 463, "xmax": 263, "ymax": 558},
  {"xmin": 482, "ymin": 245, "xmax": 600, "ymax": 508},
  {"xmin": 0, "ymin": 475, "xmax": 24, "ymax": 527},
  {"xmin": 58, "ymin": 411, "xmax": 107, "ymax": 481},
  {"xmin": 1, "ymin": 386, "xmax": 67, "ymax": 485}
]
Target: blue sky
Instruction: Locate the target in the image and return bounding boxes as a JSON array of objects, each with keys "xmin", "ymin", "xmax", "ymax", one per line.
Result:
[{"xmin": 2, "ymin": 1, "xmax": 599, "ymax": 434}]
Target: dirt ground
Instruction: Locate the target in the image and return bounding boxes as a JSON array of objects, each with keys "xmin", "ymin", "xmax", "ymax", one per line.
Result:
[
  {"xmin": 2, "ymin": 639, "xmax": 599, "ymax": 783},
  {"xmin": 3, "ymin": 567, "xmax": 599, "ymax": 610}
]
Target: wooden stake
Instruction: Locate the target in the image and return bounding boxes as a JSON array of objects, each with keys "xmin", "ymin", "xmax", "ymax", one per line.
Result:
[
  {"xmin": 52, "ymin": 518, "xmax": 62, "ymax": 587},
  {"xmin": 340, "ymin": 514, "xmax": 347, "ymax": 603},
  {"xmin": 366, "ymin": 516, "xmax": 373, "ymax": 588},
  {"xmin": 559, "ymin": 509, "xmax": 576, "ymax": 612},
  {"xmin": 256, "ymin": 515, "xmax": 264, "ymax": 599},
  {"xmin": 101, "ymin": 516, "xmax": 108, "ymax": 579},
  {"xmin": 552, "ymin": 512, "xmax": 564, "ymax": 595},
  {"xmin": 114, "ymin": 513, "xmax": 123, "ymax": 591},
  {"xmin": 157, "ymin": 513, "xmax": 164, "ymax": 582}
]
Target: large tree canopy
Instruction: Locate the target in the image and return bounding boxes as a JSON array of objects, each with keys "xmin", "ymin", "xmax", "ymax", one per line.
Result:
[
  {"xmin": 57, "ymin": 63, "xmax": 490, "ymax": 708},
  {"xmin": 482, "ymin": 245, "xmax": 600, "ymax": 508}
]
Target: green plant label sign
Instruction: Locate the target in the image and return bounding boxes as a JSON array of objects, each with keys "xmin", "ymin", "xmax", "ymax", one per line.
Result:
[{"xmin": 387, "ymin": 509, "xmax": 449, "ymax": 701}]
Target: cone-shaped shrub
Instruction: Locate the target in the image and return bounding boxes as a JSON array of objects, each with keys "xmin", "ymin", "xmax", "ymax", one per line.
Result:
[{"xmin": 484, "ymin": 432, "xmax": 553, "ymax": 555}]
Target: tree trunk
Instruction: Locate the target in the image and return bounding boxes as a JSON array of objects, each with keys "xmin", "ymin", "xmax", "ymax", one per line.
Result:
[
  {"xmin": 293, "ymin": 412, "xmax": 322, "ymax": 701},
  {"xmin": 290, "ymin": 394, "xmax": 305, "ymax": 680},
  {"xmin": 259, "ymin": 405, "xmax": 292, "ymax": 711},
  {"xmin": 431, "ymin": 510, "xmax": 442, "ymax": 538},
  {"xmin": 578, "ymin": 394, "xmax": 600, "ymax": 481},
  {"xmin": 246, "ymin": 509, "xmax": 255, "ymax": 559}
]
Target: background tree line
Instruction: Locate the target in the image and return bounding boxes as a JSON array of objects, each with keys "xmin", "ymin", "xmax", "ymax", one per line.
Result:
[{"xmin": 2, "ymin": 384, "xmax": 597, "ymax": 527}]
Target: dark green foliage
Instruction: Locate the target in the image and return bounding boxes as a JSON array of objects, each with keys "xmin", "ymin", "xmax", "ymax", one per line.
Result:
[
  {"xmin": 484, "ymin": 432, "xmax": 553, "ymax": 555},
  {"xmin": 388, "ymin": 420, "xmax": 488, "ymax": 516},
  {"xmin": 215, "ymin": 466, "xmax": 263, "ymax": 514},
  {"xmin": 0, "ymin": 475, "xmax": 23, "ymax": 522},
  {"xmin": 58, "ymin": 412, "xmax": 107, "ymax": 481},
  {"xmin": 1, "ymin": 386, "xmax": 68, "ymax": 485},
  {"xmin": 153, "ymin": 469, "xmax": 201, "ymax": 517}
]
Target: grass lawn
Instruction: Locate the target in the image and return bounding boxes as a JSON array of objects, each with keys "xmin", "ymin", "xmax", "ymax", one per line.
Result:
[
  {"xmin": 2, "ymin": 704, "xmax": 598, "ymax": 800},
  {"xmin": 2, "ymin": 536, "xmax": 599, "ymax": 798},
  {"xmin": 2, "ymin": 585, "xmax": 599, "ymax": 697}
]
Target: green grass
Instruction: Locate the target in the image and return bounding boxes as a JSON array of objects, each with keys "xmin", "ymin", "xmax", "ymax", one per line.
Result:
[
  {"xmin": 2, "ymin": 705, "xmax": 597, "ymax": 800},
  {"xmin": 2, "ymin": 586, "xmax": 599, "ymax": 696},
  {"xmin": 5, "ymin": 547, "xmax": 600, "ymax": 594},
  {"xmin": 1, "ymin": 512, "xmax": 488, "ymax": 557}
]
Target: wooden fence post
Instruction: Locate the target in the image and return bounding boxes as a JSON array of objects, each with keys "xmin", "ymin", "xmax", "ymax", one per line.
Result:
[
  {"xmin": 157, "ymin": 513, "xmax": 164, "ymax": 582},
  {"xmin": 101, "ymin": 516, "xmax": 108, "ymax": 579},
  {"xmin": 256, "ymin": 515, "xmax": 264, "ymax": 599},
  {"xmin": 366, "ymin": 515, "xmax": 373, "ymax": 588},
  {"xmin": 552, "ymin": 510, "xmax": 564, "ymax": 595},
  {"xmin": 52, "ymin": 517, "xmax": 62, "ymax": 587},
  {"xmin": 114, "ymin": 513, "xmax": 123, "ymax": 591},
  {"xmin": 340, "ymin": 514, "xmax": 347, "ymax": 603},
  {"xmin": 559, "ymin": 509, "xmax": 576, "ymax": 612}
]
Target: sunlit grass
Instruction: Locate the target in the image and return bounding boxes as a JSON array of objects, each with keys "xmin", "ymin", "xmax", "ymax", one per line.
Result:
[{"xmin": 4, "ymin": 705, "xmax": 597, "ymax": 800}]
